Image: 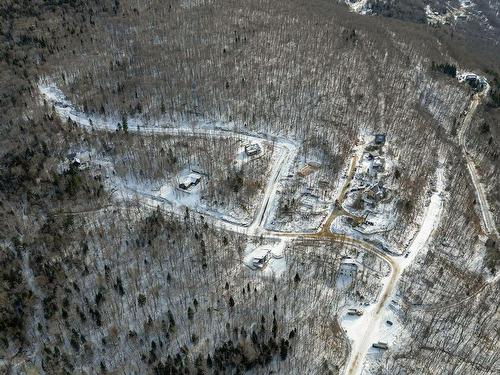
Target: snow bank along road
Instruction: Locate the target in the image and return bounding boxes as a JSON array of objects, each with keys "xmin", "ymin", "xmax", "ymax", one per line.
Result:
[{"xmin": 39, "ymin": 79, "xmax": 497, "ymax": 374}]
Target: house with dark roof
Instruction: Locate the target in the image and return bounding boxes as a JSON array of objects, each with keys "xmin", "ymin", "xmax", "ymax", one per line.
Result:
[
  {"xmin": 245, "ymin": 143, "xmax": 261, "ymax": 156},
  {"xmin": 374, "ymin": 134, "xmax": 386, "ymax": 145},
  {"xmin": 179, "ymin": 173, "xmax": 201, "ymax": 190}
]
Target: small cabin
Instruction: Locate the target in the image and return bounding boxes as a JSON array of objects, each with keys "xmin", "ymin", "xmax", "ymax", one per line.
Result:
[
  {"xmin": 374, "ymin": 134, "xmax": 386, "ymax": 146},
  {"xmin": 372, "ymin": 157, "xmax": 385, "ymax": 171},
  {"xmin": 245, "ymin": 143, "xmax": 262, "ymax": 156},
  {"xmin": 251, "ymin": 248, "xmax": 271, "ymax": 269},
  {"xmin": 179, "ymin": 173, "xmax": 201, "ymax": 190},
  {"xmin": 366, "ymin": 182, "xmax": 386, "ymax": 202},
  {"xmin": 67, "ymin": 151, "xmax": 91, "ymax": 169},
  {"xmin": 465, "ymin": 75, "xmax": 485, "ymax": 91},
  {"xmin": 366, "ymin": 153, "xmax": 374, "ymax": 161}
]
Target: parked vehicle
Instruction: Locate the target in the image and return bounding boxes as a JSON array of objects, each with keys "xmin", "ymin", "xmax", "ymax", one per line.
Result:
[
  {"xmin": 372, "ymin": 342, "xmax": 389, "ymax": 350},
  {"xmin": 347, "ymin": 308, "xmax": 363, "ymax": 316}
]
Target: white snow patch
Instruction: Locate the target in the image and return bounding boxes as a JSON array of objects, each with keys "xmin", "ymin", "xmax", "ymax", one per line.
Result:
[
  {"xmin": 242, "ymin": 240, "xmax": 288, "ymax": 277},
  {"xmin": 342, "ymin": 161, "xmax": 447, "ymax": 375},
  {"xmin": 344, "ymin": 0, "xmax": 370, "ymax": 15}
]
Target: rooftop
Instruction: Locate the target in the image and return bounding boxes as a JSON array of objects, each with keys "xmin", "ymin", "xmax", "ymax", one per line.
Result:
[
  {"xmin": 253, "ymin": 248, "xmax": 271, "ymax": 260},
  {"xmin": 374, "ymin": 134, "xmax": 386, "ymax": 145}
]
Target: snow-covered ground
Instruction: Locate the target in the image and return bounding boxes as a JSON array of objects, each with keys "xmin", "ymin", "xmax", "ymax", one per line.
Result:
[
  {"xmin": 242, "ymin": 240, "xmax": 287, "ymax": 277},
  {"xmin": 251, "ymin": 139, "xmax": 298, "ymax": 234},
  {"xmin": 330, "ymin": 215, "xmax": 395, "ymax": 251},
  {"xmin": 41, "ymin": 79, "xmax": 496, "ymax": 375},
  {"xmin": 266, "ymin": 137, "xmax": 362, "ymax": 234},
  {"xmin": 234, "ymin": 140, "xmax": 266, "ymax": 169},
  {"xmin": 343, "ymin": 161, "xmax": 447, "ymax": 375},
  {"xmin": 39, "ymin": 81, "xmax": 298, "ymax": 235},
  {"xmin": 455, "ymin": 75, "xmax": 498, "ymax": 238},
  {"xmin": 266, "ymin": 157, "xmax": 333, "ymax": 233},
  {"xmin": 334, "ymin": 135, "xmax": 399, "ymax": 253},
  {"xmin": 344, "ymin": 0, "xmax": 371, "ymax": 15}
]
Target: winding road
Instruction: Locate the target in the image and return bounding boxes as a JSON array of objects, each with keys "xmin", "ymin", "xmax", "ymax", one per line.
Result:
[
  {"xmin": 458, "ymin": 85, "xmax": 498, "ymax": 238},
  {"xmin": 39, "ymin": 76, "xmax": 497, "ymax": 375}
]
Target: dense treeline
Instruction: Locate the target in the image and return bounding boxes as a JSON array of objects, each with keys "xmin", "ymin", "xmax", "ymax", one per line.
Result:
[
  {"xmin": 19, "ymin": 207, "xmax": 378, "ymax": 373},
  {"xmin": 0, "ymin": 0, "xmax": 116, "ymax": 363},
  {"xmin": 485, "ymin": 70, "xmax": 500, "ymax": 108},
  {"xmin": 431, "ymin": 62, "xmax": 457, "ymax": 78}
]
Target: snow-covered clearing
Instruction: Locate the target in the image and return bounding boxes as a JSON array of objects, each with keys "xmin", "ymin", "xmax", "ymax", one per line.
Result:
[
  {"xmin": 334, "ymin": 134, "xmax": 399, "ymax": 253},
  {"xmin": 344, "ymin": 0, "xmax": 370, "ymax": 15},
  {"xmin": 265, "ymin": 154, "xmax": 349, "ymax": 233},
  {"xmin": 426, "ymin": 1, "xmax": 474, "ymax": 25},
  {"xmin": 330, "ymin": 215, "xmax": 395, "ymax": 251},
  {"xmin": 242, "ymin": 240, "xmax": 287, "ymax": 277}
]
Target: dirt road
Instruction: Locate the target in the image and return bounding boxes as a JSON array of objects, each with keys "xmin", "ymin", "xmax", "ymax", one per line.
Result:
[
  {"xmin": 458, "ymin": 87, "xmax": 498, "ymax": 238},
  {"xmin": 40, "ymin": 80, "xmax": 497, "ymax": 375}
]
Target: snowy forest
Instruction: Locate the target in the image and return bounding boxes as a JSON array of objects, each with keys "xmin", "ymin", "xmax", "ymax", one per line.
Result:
[{"xmin": 0, "ymin": 0, "xmax": 499, "ymax": 374}]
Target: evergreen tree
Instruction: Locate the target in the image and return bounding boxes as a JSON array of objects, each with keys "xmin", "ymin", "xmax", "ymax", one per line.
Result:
[
  {"xmin": 294, "ymin": 273, "xmax": 301, "ymax": 283},
  {"xmin": 280, "ymin": 339, "xmax": 289, "ymax": 360},
  {"xmin": 122, "ymin": 113, "xmax": 128, "ymax": 133}
]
